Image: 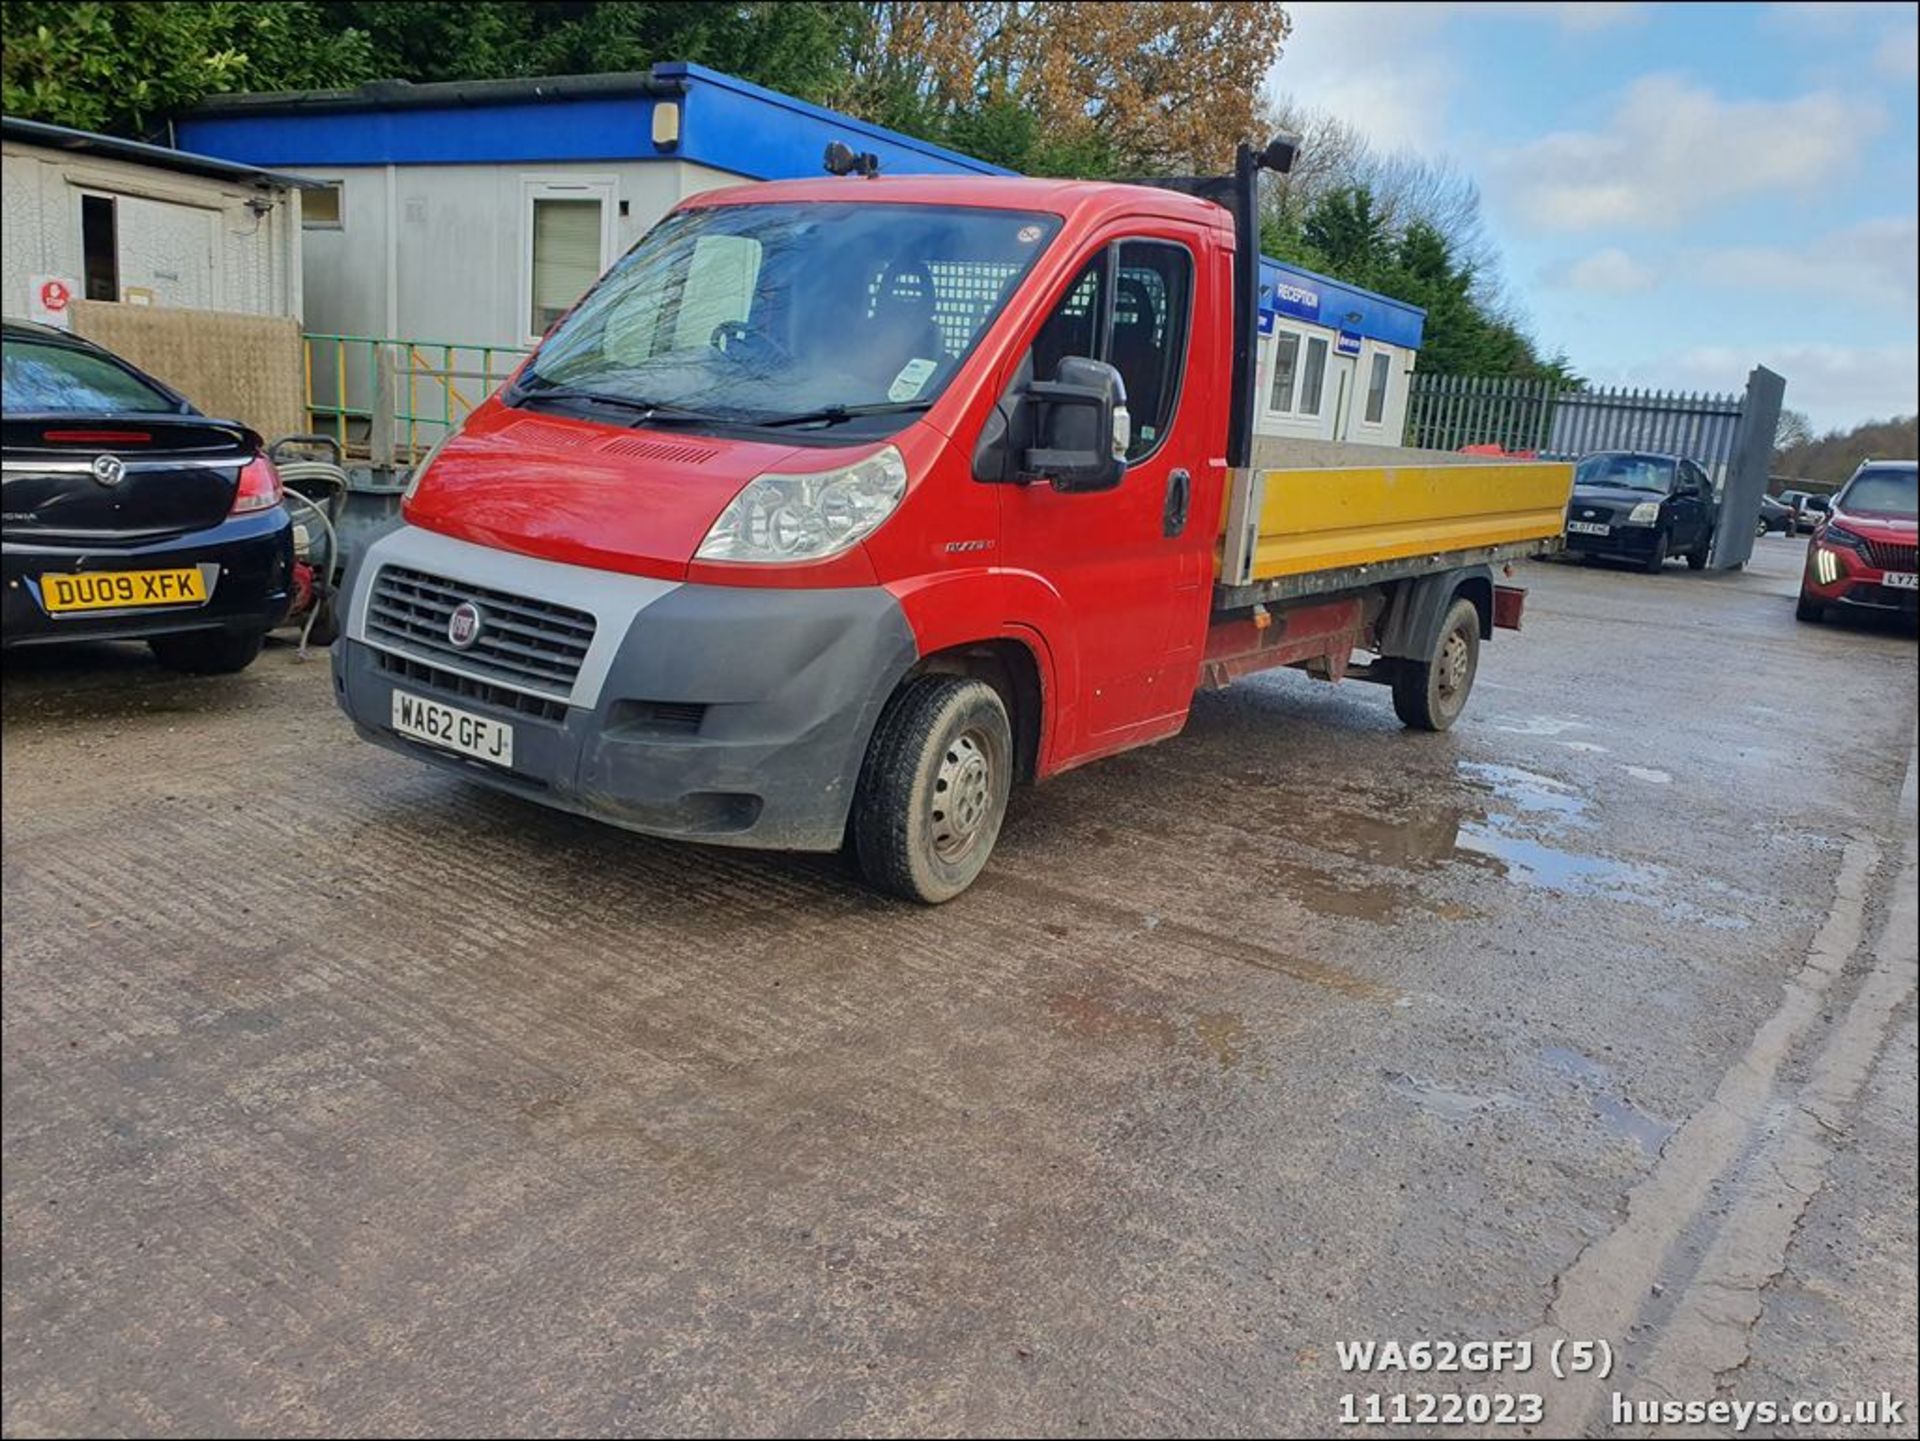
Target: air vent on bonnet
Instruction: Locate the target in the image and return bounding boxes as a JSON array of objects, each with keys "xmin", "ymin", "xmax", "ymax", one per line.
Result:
[
  {"xmin": 492, "ymin": 416, "xmax": 717, "ymax": 464},
  {"xmin": 596, "ymin": 435, "xmax": 717, "ymax": 465}
]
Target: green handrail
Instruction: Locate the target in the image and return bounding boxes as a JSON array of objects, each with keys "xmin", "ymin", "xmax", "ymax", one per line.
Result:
[{"xmin": 302, "ymin": 333, "xmax": 532, "ymax": 461}]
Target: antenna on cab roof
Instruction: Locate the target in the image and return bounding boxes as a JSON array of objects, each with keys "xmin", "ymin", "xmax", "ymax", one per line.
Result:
[{"xmin": 823, "ymin": 141, "xmax": 882, "ymax": 178}]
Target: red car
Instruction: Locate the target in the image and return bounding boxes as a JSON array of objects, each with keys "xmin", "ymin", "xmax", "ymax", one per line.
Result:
[{"xmin": 1796, "ymin": 460, "xmax": 1918, "ymax": 623}]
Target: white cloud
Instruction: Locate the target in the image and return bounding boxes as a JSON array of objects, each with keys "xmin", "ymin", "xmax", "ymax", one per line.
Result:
[
  {"xmin": 1876, "ymin": 23, "xmax": 1919, "ymax": 79},
  {"xmin": 1690, "ymin": 216, "xmax": 1919, "ymax": 309},
  {"xmin": 1628, "ymin": 342, "xmax": 1918, "ymax": 431},
  {"xmin": 1547, "ymin": 247, "xmax": 1658, "ymax": 292},
  {"xmin": 1494, "ymin": 74, "xmax": 1884, "ymax": 230}
]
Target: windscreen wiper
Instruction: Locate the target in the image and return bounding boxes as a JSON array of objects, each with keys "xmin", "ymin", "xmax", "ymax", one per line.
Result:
[
  {"xmin": 749, "ymin": 400, "xmax": 935, "ymax": 429},
  {"xmin": 512, "ymin": 384, "xmax": 726, "ymax": 425}
]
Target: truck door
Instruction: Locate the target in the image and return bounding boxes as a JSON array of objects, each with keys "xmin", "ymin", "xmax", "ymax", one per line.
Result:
[{"xmin": 1000, "ymin": 233, "xmax": 1213, "ymax": 749}]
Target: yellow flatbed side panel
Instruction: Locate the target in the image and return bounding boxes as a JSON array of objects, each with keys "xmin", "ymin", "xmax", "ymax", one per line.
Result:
[{"xmin": 1234, "ymin": 462, "xmax": 1573, "ymax": 580}]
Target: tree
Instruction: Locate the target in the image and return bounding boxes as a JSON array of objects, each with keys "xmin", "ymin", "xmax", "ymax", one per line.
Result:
[
  {"xmin": 1774, "ymin": 415, "xmax": 1918, "ymax": 485},
  {"xmin": 1774, "ymin": 408, "xmax": 1814, "ymax": 454}
]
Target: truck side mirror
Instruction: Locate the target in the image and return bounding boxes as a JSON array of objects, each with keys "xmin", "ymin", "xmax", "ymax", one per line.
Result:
[{"xmin": 1023, "ymin": 356, "xmax": 1128, "ymax": 493}]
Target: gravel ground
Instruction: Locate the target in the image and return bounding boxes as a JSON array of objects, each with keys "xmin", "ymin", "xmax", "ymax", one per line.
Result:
[{"xmin": 3, "ymin": 535, "xmax": 1914, "ymax": 1437}]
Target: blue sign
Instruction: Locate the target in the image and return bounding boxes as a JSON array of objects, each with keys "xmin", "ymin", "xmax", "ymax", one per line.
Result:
[
  {"xmin": 1336, "ymin": 329, "xmax": 1363, "ymax": 357},
  {"xmin": 1270, "ymin": 278, "xmax": 1321, "ymax": 322}
]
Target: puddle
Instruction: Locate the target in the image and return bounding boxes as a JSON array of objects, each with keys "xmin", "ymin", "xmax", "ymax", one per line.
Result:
[
  {"xmin": 1387, "ymin": 1071, "xmax": 1525, "ymax": 1122},
  {"xmin": 1485, "ymin": 714, "xmax": 1590, "ymax": 737},
  {"xmin": 1541, "ymin": 1046, "xmax": 1675, "ymax": 1157},
  {"xmin": 1621, "ymin": 766, "xmax": 1673, "ymax": 785},
  {"xmin": 1458, "ymin": 762, "xmax": 1591, "ymax": 824},
  {"xmin": 1453, "ymin": 813, "xmax": 1649, "ymax": 892}
]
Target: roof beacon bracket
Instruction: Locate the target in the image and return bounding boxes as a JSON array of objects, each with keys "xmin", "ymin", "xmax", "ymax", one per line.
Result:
[{"xmin": 823, "ymin": 141, "xmax": 882, "ymax": 178}]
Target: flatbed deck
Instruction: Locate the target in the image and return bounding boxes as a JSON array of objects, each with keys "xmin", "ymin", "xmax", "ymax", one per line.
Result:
[{"xmin": 1216, "ymin": 439, "xmax": 1573, "ymax": 605}]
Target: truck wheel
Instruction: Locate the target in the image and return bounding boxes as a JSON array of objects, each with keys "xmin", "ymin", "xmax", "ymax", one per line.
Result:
[
  {"xmin": 1392, "ymin": 596, "xmax": 1480, "ymax": 732},
  {"xmin": 852, "ymin": 675, "xmax": 1013, "ymax": 904},
  {"xmin": 1641, "ymin": 531, "xmax": 1670, "ymax": 574},
  {"xmin": 149, "ymin": 628, "xmax": 265, "ymax": 675}
]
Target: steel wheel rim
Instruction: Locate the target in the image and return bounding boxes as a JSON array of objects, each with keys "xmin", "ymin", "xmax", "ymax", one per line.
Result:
[
  {"xmin": 1437, "ymin": 626, "xmax": 1471, "ymax": 702},
  {"xmin": 930, "ymin": 727, "xmax": 996, "ymax": 863}
]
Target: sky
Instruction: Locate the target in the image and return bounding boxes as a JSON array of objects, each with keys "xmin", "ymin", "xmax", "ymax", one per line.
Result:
[{"xmin": 1265, "ymin": 0, "xmax": 1920, "ymax": 433}]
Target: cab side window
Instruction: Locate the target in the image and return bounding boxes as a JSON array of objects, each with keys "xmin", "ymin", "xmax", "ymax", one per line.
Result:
[{"xmin": 1026, "ymin": 240, "xmax": 1193, "ymax": 463}]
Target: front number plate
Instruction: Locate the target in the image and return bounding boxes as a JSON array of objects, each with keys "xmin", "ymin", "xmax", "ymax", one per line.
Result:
[
  {"xmin": 391, "ymin": 689, "xmax": 514, "ymax": 768},
  {"xmin": 1566, "ymin": 521, "xmax": 1610, "ymax": 537},
  {"xmin": 40, "ymin": 568, "xmax": 207, "ymax": 613},
  {"xmin": 1884, "ymin": 571, "xmax": 1918, "ymax": 590}
]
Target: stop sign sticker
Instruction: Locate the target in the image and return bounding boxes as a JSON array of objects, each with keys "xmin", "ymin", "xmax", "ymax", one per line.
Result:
[{"xmin": 30, "ymin": 274, "xmax": 77, "ymax": 328}]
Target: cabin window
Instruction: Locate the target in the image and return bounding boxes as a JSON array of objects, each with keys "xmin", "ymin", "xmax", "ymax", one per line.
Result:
[
  {"xmin": 1363, "ymin": 350, "xmax": 1392, "ymax": 426},
  {"xmin": 1268, "ymin": 330, "xmax": 1300, "ymax": 413},
  {"xmin": 302, "ymin": 183, "xmax": 343, "ymax": 228}
]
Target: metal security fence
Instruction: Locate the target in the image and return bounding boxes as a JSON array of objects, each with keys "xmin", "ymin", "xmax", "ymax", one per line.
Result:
[
  {"xmin": 1406, "ymin": 376, "xmax": 1744, "ymax": 481},
  {"xmin": 1405, "ymin": 366, "xmax": 1786, "ymax": 571}
]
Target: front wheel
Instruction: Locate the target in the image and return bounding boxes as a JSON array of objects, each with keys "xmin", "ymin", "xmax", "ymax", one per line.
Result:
[
  {"xmin": 149, "ymin": 628, "xmax": 265, "ymax": 675},
  {"xmin": 1392, "ymin": 596, "xmax": 1481, "ymax": 732},
  {"xmin": 852, "ymin": 675, "xmax": 1013, "ymax": 904},
  {"xmin": 1685, "ymin": 542, "xmax": 1710, "ymax": 571},
  {"xmin": 1641, "ymin": 530, "xmax": 1670, "ymax": 574}
]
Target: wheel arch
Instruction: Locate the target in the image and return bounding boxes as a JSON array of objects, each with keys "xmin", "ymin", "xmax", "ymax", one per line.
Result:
[
  {"xmin": 1377, "ymin": 565, "xmax": 1495, "ymax": 658},
  {"xmin": 911, "ymin": 637, "xmax": 1045, "ymax": 783}
]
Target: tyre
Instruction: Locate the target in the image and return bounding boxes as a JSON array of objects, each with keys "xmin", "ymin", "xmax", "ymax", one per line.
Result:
[
  {"xmin": 1795, "ymin": 592, "xmax": 1824, "ymax": 624},
  {"xmin": 1641, "ymin": 530, "xmax": 1670, "ymax": 574},
  {"xmin": 852, "ymin": 675, "xmax": 1014, "ymax": 904},
  {"xmin": 1685, "ymin": 543, "xmax": 1710, "ymax": 571},
  {"xmin": 149, "ymin": 628, "xmax": 265, "ymax": 675},
  {"xmin": 1392, "ymin": 596, "xmax": 1481, "ymax": 733},
  {"xmin": 1755, "ymin": 516, "xmax": 1769, "ymax": 538}
]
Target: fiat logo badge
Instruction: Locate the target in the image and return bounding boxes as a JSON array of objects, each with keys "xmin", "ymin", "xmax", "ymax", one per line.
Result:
[
  {"xmin": 90, "ymin": 454, "xmax": 126, "ymax": 487},
  {"xmin": 447, "ymin": 601, "xmax": 484, "ymax": 650}
]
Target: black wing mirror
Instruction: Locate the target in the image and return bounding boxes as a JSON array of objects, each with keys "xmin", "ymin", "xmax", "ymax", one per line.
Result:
[{"xmin": 1023, "ymin": 356, "xmax": 1128, "ymax": 493}]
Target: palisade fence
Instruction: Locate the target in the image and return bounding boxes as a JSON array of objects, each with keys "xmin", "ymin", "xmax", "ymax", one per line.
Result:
[{"xmin": 1405, "ymin": 376, "xmax": 1746, "ymax": 481}]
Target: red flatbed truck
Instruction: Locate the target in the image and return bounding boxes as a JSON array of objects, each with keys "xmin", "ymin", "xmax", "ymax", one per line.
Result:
[{"xmin": 334, "ymin": 142, "xmax": 1573, "ymax": 901}]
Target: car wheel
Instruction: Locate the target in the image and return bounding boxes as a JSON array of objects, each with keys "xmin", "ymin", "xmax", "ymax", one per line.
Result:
[
  {"xmin": 1795, "ymin": 593, "xmax": 1824, "ymax": 624},
  {"xmin": 149, "ymin": 628, "xmax": 265, "ymax": 675},
  {"xmin": 1755, "ymin": 516, "xmax": 1769, "ymax": 538},
  {"xmin": 1641, "ymin": 530, "xmax": 1670, "ymax": 574},
  {"xmin": 1392, "ymin": 596, "xmax": 1481, "ymax": 733},
  {"xmin": 852, "ymin": 675, "xmax": 1014, "ymax": 904},
  {"xmin": 1686, "ymin": 542, "xmax": 1710, "ymax": 570}
]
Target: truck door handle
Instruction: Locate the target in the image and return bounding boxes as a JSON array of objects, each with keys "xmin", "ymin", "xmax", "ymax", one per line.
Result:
[{"xmin": 1163, "ymin": 468, "xmax": 1191, "ymax": 538}]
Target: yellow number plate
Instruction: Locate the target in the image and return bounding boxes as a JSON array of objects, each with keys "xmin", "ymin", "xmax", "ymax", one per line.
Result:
[{"xmin": 40, "ymin": 568, "xmax": 208, "ymax": 613}]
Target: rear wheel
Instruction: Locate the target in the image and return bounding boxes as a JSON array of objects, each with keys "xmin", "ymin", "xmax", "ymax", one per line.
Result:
[
  {"xmin": 149, "ymin": 628, "xmax": 264, "ymax": 675},
  {"xmin": 852, "ymin": 675, "xmax": 1013, "ymax": 904},
  {"xmin": 1795, "ymin": 592, "xmax": 1824, "ymax": 624},
  {"xmin": 1392, "ymin": 596, "xmax": 1481, "ymax": 732}
]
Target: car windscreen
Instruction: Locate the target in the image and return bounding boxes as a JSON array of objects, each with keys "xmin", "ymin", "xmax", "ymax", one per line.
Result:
[
  {"xmin": 519, "ymin": 202, "xmax": 1061, "ymax": 436},
  {"xmin": 1838, "ymin": 467, "xmax": 1917, "ymax": 518},
  {"xmin": 2, "ymin": 338, "xmax": 181, "ymax": 414},
  {"xmin": 1574, "ymin": 454, "xmax": 1675, "ymax": 493}
]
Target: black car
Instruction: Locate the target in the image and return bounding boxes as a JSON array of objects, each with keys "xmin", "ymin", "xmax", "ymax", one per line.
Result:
[
  {"xmin": 2, "ymin": 320, "xmax": 294, "ymax": 672},
  {"xmin": 1563, "ymin": 450, "xmax": 1717, "ymax": 573},
  {"xmin": 1756, "ymin": 492, "xmax": 1794, "ymax": 535}
]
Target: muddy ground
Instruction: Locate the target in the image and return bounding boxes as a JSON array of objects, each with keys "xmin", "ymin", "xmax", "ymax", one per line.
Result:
[{"xmin": 3, "ymin": 536, "xmax": 1915, "ymax": 1437}]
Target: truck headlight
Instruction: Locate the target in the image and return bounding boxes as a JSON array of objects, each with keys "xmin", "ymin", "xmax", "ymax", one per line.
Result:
[
  {"xmin": 696, "ymin": 445, "xmax": 908, "ymax": 563},
  {"xmin": 1625, "ymin": 501, "xmax": 1661, "ymax": 525}
]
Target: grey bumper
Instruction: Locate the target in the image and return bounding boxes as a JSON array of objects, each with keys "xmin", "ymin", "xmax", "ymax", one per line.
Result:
[{"xmin": 333, "ymin": 532, "xmax": 917, "ymax": 852}]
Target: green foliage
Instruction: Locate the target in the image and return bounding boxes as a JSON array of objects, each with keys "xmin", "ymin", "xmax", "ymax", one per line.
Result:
[{"xmin": 1, "ymin": 0, "xmax": 374, "ymax": 136}]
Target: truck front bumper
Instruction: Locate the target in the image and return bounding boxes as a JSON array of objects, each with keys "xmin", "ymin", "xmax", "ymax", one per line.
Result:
[{"xmin": 333, "ymin": 527, "xmax": 917, "ymax": 852}]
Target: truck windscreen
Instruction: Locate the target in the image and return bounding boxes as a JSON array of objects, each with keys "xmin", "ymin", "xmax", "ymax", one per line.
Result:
[{"xmin": 521, "ymin": 202, "xmax": 1062, "ymax": 434}]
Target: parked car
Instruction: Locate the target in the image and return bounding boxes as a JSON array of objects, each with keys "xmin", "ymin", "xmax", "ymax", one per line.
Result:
[
  {"xmin": 1, "ymin": 319, "xmax": 294, "ymax": 671},
  {"xmin": 1796, "ymin": 461, "xmax": 1918, "ymax": 624},
  {"xmin": 1563, "ymin": 450, "xmax": 1717, "ymax": 573},
  {"xmin": 1756, "ymin": 493, "xmax": 1794, "ymax": 535},
  {"xmin": 1778, "ymin": 489, "xmax": 1830, "ymax": 533}
]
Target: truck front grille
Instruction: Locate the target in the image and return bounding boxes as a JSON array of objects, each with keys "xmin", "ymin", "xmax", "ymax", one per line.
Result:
[
  {"xmin": 366, "ymin": 564, "xmax": 595, "ymax": 700},
  {"xmin": 373, "ymin": 650, "xmax": 570, "ymax": 723}
]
